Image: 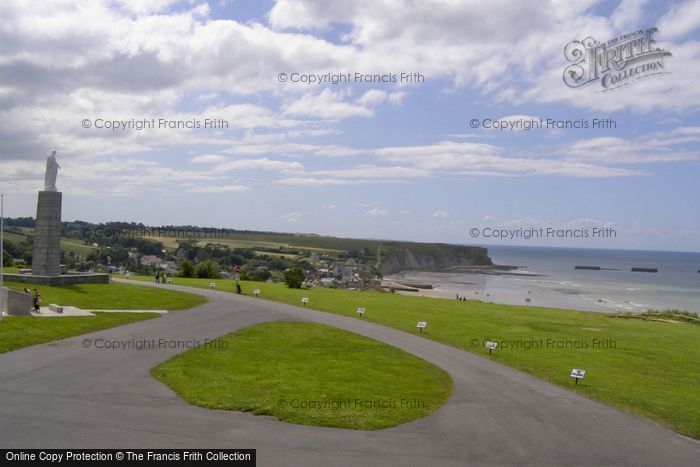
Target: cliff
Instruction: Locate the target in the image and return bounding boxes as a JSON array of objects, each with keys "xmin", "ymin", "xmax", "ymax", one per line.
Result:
[{"xmin": 378, "ymin": 244, "xmax": 493, "ymax": 275}]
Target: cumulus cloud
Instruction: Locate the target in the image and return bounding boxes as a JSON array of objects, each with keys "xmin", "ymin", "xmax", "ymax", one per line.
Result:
[{"xmin": 1, "ymin": 0, "xmax": 698, "ymax": 201}]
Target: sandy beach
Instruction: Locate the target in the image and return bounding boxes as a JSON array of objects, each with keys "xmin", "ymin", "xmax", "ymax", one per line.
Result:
[{"xmin": 385, "ymin": 271, "xmax": 637, "ymax": 313}]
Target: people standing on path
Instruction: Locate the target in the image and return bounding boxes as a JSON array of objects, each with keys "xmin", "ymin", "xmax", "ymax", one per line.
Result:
[{"xmin": 32, "ymin": 289, "xmax": 41, "ymax": 313}]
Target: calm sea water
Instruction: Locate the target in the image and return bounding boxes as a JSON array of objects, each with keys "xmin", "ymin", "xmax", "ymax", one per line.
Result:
[{"xmin": 482, "ymin": 245, "xmax": 700, "ymax": 313}]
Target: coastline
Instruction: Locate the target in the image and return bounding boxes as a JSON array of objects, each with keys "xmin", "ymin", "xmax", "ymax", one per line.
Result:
[{"xmin": 384, "ymin": 270, "xmax": 649, "ymax": 313}]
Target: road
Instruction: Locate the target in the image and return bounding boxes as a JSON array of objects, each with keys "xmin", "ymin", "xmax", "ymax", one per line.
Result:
[{"xmin": 1, "ymin": 280, "xmax": 698, "ymax": 466}]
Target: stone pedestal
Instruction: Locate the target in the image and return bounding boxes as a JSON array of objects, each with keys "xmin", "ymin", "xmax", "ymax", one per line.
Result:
[{"xmin": 32, "ymin": 191, "xmax": 62, "ymax": 276}]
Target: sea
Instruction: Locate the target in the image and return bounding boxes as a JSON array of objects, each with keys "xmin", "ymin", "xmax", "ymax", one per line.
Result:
[{"xmin": 391, "ymin": 246, "xmax": 700, "ymax": 313}]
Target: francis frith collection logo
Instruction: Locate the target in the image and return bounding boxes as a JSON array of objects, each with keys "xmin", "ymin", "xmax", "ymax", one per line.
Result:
[{"xmin": 563, "ymin": 27, "xmax": 672, "ymax": 91}]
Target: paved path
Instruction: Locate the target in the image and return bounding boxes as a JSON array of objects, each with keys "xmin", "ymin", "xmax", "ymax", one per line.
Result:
[{"xmin": 1, "ymin": 281, "xmax": 698, "ymax": 466}]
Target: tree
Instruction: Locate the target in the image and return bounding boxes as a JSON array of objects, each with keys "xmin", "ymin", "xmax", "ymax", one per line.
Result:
[
  {"xmin": 284, "ymin": 267, "xmax": 304, "ymax": 289},
  {"xmin": 2, "ymin": 249, "xmax": 12, "ymax": 267},
  {"xmin": 248, "ymin": 268, "xmax": 272, "ymax": 282},
  {"xmin": 195, "ymin": 259, "xmax": 220, "ymax": 279},
  {"xmin": 178, "ymin": 260, "xmax": 195, "ymax": 278}
]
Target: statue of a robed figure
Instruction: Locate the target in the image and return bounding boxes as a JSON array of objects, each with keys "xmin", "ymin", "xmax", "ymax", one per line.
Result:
[{"xmin": 44, "ymin": 151, "xmax": 60, "ymax": 192}]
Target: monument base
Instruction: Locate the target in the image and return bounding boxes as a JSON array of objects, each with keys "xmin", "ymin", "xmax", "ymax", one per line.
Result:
[
  {"xmin": 1, "ymin": 273, "xmax": 110, "ymax": 286},
  {"xmin": 1, "ymin": 287, "xmax": 33, "ymax": 315},
  {"xmin": 33, "ymin": 191, "xmax": 63, "ymax": 276}
]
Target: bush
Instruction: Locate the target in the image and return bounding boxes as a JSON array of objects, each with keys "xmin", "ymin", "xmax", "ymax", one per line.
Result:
[
  {"xmin": 195, "ymin": 259, "xmax": 221, "ymax": 279},
  {"xmin": 284, "ymin": 267, "xmax": 304, "ymax": 289},
  {"xmin": 248, "ymin": 268, "xmax": 272, "ymax": 282},
  {"xmin": 178, "ymin": 260, "xmax": 195, "ymax": 278}
]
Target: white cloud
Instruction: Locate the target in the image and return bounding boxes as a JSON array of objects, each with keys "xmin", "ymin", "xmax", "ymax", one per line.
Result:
[
  {"xmin": 658, "ymin": 0, "xmax": 700, "ymax": 40},
  {"xmin": 283, "ymin": 89, "xmax": 374, "ymax": 119},
  {"xmin": 214, "ymin": 158, "xmax": 303, "ymax": 172},
  {"xmin": 186, "ymin": 184, "xmax": 250, "ymax": 193},
  {"xmin": 190, "ymin": 154, "xmax": 226, "ymax": 163},
  {"xmin": 376, "ymin": 141, "xmax": 644, "ymax": 177},
  {"xmin": 279, "ymin": 212, "xmax": 303, "ymax": 222},
  {"xmin": 275, "ymin": 177, "xmax": 355, "ymax": 185},
  {"xmin": 357, "ymin": 89, "xmax": 387, "ymax": 106},
  {"xmin": 610, "ymin": 0, "xmax": 647, "ymax": 31},
  {"xmin": 432, "ymin": 210, "xmax": 449, "ymax": 218},
  {"xmin": 364, "ymin": 207, "xmax": 388, "ymax": 216},
  {"xmin": 563, "ymin": 129, "xmax": 700, "ymax": 164}
]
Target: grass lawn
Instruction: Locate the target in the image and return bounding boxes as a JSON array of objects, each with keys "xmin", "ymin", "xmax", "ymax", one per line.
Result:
[
  {"xmin": 152, "ymin": 321, "xmax": 452, "ymax": 430},
  {"xmin": 0, "ymin": 313, "xmax": 158, "ymax": 353},
  {"xmin": 5, "ymin": 281, "xmax": 206, "ymax": 310},
  {"xmin": 129, "ymin": 275, "xmax": 700, "ymax": 438},
  {"xmin": 1, "ymin": 281, "xmax": 206, "ymax": 353}
]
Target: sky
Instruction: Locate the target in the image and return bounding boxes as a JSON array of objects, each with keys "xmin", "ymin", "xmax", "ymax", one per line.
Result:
[{"xmin": 0, "ymin": 0, "xmax": 699, "ymax": 252}]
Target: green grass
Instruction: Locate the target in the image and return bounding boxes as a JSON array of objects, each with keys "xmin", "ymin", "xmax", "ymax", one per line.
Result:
[
  {"xmin": 5, "ymin": 281, "xmax": 206, "ymax": 310},
  {"xmin": 0, "ymin": 313, "xmax": 158, "ymax": 353},
  {"xmin": 0, "ymin": 281, "xmax": 206, "ymax": 353},
  {"xmin": 1, "ymin": 266, "xmax": 23, "ymax": 274},
  {"xmin": 128, "ymin": 275, "xmax": 700, "ymax": 438},
  {"xmin": 152, "ymin": 321, "xmax": 452, "ymax": 430}
]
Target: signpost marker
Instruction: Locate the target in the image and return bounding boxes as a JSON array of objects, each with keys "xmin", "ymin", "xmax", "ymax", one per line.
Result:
[
  {"xmin": 356, "ymin": 307, "xmax": 365, "ymax": 318},
  {"xmin": 570, "ymin": 368, "xmax": 586, "ymax": 385},
  {"xmin": 485, "ymin": 340, "xmax": 498, "ymax": 355},
  {"xmin": 416, "ymin": 321, "xmax": 427, "ymax": 333},
  {"xmin": 301, "ymin": 297, "xmax": 309, "ymax": 306}
]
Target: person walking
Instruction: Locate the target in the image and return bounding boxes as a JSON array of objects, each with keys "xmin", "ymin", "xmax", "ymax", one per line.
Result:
[{"xmin": 155, "ymin": 271, "xmax": 160, "ymax": 283}]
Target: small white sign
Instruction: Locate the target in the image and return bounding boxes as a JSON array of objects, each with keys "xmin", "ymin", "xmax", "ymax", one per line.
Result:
[
  {"xmin": 571, "ymin": 369, "xmax": 586, "ymax": 379},
  {"xmin": 209, "ymin": 282, "xmax": 216, "ymax": 289},
  {"xmin": 166, "ymin": 278, "xmax": 173, "ymax": 284},
  {"xmin": 253, "ymin": 289, "xmax": 261, "ymax": 296},
  {"xmin": 416, "ymin": 321, "xmax": 427, "ymax": 329},
  {"xmin": 301, "ymin": 297, "xmax": 310, "ymax": 304},
  {"xmin": 486, "ymin": 341, "xmax": 498, "ymax": 350},
  {"xmin": 356, "ymin": 307, "xmax": 365, "ymax": 314}
]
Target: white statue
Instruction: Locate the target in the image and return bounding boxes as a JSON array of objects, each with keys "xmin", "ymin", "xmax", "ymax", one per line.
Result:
[{"xmin": 44, "ymin": 150, "xmax": 60, "ymax": 192}]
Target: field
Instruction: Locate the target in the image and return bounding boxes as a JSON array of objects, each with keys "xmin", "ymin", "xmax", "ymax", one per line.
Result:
[
  {"xmin": 127, "ymin": 275, "xmax": 700, "ymax": 438},
  {"xmin": 152, "ymin": 321, "xmax": 452, "ymax": 430},
  {"xmin": 2, "ymin": 224, "xmax": 460, "ymax": 261}
]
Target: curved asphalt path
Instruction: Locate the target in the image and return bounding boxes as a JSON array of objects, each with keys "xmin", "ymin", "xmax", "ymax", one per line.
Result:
[{"xmin": 0, "ymin": 280, "xmax": 698, "ymax": 466}]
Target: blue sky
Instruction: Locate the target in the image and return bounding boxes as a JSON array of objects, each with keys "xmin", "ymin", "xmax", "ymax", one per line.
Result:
[{"xmin": 0, "ymin": 0, "xmax": 699, "ymax": 251}]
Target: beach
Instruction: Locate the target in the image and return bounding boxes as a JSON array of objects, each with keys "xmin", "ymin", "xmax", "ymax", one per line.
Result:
[{"xmin": 385, "ymin": 246, "xmax": 700, "ymax": 314}]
